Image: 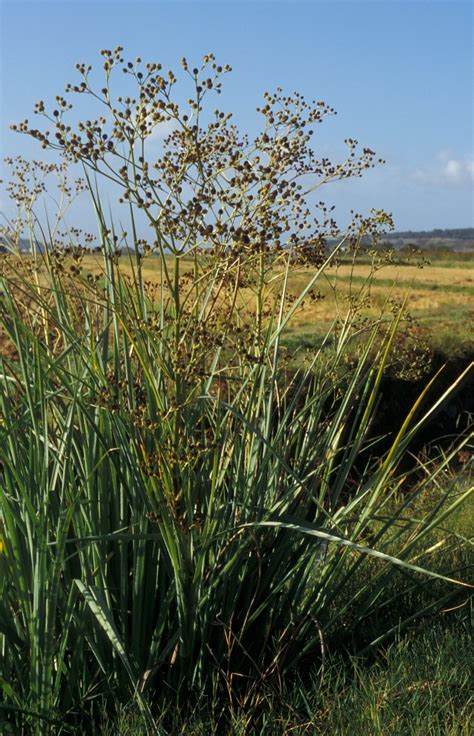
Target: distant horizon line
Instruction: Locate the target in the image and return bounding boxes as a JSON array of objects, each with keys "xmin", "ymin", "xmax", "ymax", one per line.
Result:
[{"xmin": 2, "ymin": 227, "xmax": 474, "ymax": 256}]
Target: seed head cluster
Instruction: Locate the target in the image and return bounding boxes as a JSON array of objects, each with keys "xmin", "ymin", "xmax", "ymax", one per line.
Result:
[
  {"xmin": 12, "ymin": 47, "xmax": 389, "ymax": 272},
  {"xmin": 3, "ymin": 48, "xmax": 400, "ymax": 419}
]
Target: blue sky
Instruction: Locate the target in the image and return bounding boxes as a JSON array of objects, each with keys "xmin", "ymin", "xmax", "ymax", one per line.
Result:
[{"xmin": 1, "ymin": 0, "xmax": 473, "ymax": 232}]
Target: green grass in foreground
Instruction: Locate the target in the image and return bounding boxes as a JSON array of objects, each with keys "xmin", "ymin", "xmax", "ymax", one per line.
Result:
[{"xmin": 95, "ymin": 620, "xmax": 473, "ymax": 735}]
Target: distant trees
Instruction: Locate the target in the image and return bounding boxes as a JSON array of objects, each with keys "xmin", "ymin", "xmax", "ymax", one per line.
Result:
[{"xmin": 388, "ymin": 228, "xmax": 474, "ymax": 240}]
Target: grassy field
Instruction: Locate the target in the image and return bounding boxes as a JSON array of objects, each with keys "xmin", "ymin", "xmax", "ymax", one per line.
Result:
[
  {"xmin": 78, "ymin": 250, "xmax": 474, "ymax": 358},
  {"xmin": 2, "ymin": 249, "xmax": 472, "ymax": 361},
  {"xmin": 273, "ymin": 257, "xmax": 472, "ymax": 355}
]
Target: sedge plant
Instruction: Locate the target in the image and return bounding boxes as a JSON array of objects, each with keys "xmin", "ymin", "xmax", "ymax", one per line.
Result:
[{"xmin": 0, "ymin": 49, "xmax": 472, "ymax": 734}]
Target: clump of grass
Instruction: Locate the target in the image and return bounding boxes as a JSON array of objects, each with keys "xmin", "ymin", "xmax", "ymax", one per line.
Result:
[{"xmin": 0, "ymin": 48, "xmax": 472, "ymax": 734}]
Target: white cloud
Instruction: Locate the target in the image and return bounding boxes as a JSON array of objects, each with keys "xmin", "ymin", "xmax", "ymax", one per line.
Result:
[
  {"xmin": 411, "ymin": 152, "xmax": 474, "ymax": 187},
  {"xmin": 444, "ymin": 159, "xmax": 462, "ymax": 181},
  {"xmin": 130, "ymin": 113, "xmax": 177, "ymax": 146},
  {"xmin": 147, "ymin": 118, "xmax": 177, "ymax": 143}
]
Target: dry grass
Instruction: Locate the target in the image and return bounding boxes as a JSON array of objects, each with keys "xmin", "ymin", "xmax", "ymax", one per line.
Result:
[
  {"xmin": 273, "ymin": 258, "xmax": 473, "ymax": 356},
  {"xmin": 1, "ymin": 252, "xmax": 473, "ymax": 361}
]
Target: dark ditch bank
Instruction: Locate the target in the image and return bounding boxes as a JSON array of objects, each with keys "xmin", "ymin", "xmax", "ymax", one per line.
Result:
[
  {"xmin": 372, "ymin": 350, "xmax": 473, "ymax": 470},
  {"xmin": 279, "ymin": 350, "xmax": 473, "ymax": 485}
]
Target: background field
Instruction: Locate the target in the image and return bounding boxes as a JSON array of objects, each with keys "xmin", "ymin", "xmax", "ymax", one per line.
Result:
[
  {"xmin": 2, "ymin": 249, "xmax": 471, "ymax": 365},
  {"xmin": 77, "ymin": 250, "xmax": 474, "ymax": 358}
]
